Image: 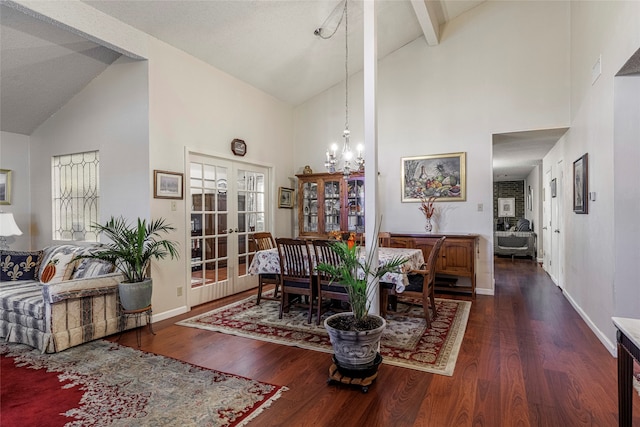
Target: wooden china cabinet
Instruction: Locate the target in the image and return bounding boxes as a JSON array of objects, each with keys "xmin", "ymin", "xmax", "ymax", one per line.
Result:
[{"xmin": 296, "ymin": 172, "xmax": 365, "ymax": 238}]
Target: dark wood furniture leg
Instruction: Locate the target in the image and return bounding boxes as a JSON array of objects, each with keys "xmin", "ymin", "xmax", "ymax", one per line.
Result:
[{"xmin": 618, "ymin": 330, "xmax": 636, "ymax": 427}]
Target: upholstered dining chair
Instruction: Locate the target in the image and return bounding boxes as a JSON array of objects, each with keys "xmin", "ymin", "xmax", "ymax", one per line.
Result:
[
  {"xmin": 378, "ymin": 232, "xmax": 391, "ymax": 248},
  {"xmin": 251, "ymin": 232, "xmax": 281, "ymax": 304},
  {"xmin": 312, "ymin": 239, "xmax": 351, "ymax": 324},
  {"xmin": 382, "ymin": 236, "xmax": 446, "ymax": 328},
  {"xmin": 275, "ymin": 238, "xmax": 316, "ymax": 324}
]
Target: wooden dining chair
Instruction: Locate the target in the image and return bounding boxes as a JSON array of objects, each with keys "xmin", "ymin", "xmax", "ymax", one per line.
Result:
[
  {"xmin": 251, "ymin": 232, "xmax": 280, "ymax": 304},
  {"xmin": 312, "ymin": 239, "xmax": 351, "ymax": 324},
  {"xmin": 378, "ymin": 232, "xmax": 391, "ymax": 248},
  {"xmin": 276, "ymin": 238, "xmax": 316, "ymax": 324},
  {"xmin": 383, "ymin": 236, "xmax": 446, "ymax": 328}
]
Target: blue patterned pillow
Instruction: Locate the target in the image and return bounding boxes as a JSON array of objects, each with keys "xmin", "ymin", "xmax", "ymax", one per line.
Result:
[{"xmin": 0, "ymin": 250, "xmax": 43, "ymax": 282}]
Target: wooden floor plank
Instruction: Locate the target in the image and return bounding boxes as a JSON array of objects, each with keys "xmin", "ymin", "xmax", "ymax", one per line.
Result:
[{"xmin": 110, "ymin": 257, "xmax": 638, "ymax": 426}]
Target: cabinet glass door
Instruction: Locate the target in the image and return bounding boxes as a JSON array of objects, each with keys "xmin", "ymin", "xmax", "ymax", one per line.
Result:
[
  {"xmin": 323, "ymin": 180, "xmax": 341, "ymax": 233},
  {"xmin": 346, "ymin": 177, "xmax": 365, "ymax": 233},
  {"xmin": 301, "ymin": 181, "xmax": 319, "ymax": 233}
]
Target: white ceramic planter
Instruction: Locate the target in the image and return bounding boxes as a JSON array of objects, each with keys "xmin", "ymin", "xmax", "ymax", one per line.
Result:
[
  {"xmin": 324, "ymin": 312, "xmax": 386, "ymax": 370},
  {"xmin": 118, "ymin": 278, "xmax": 152, "ymax": 311}
]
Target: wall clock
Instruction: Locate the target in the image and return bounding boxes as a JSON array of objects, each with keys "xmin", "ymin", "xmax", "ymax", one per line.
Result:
[{"xmin": 231, "ymin": 139, "xmax": 247, "ymax": 156}]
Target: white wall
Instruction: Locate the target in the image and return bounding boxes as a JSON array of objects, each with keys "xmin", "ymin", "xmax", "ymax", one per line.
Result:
[
  {"xmin": 542, "ymin": 0, "xmax": 640, "ymax": 354},
  {"xmin": 294, "ymin": 0, "xmax": 571, "ymax": 293},
  {"xmin": 613, "ymin": 74, "xmax": 640, "ymax": 320},
  {"xmin": 146, "ymin": 38, "xmax": 295, "ymax": 317},
  {"xmin": 0, "ymin": 131, "xmax": 31, "ymax": 250},
  {"xmin": 29, "ymin": 56, "xmax": 150, "ymax": 249}
]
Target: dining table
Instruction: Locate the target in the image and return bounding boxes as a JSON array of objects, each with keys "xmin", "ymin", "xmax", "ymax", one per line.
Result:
[{"xmin": 248, "ymin": 246, "xmax": 425, "ymax": 293}]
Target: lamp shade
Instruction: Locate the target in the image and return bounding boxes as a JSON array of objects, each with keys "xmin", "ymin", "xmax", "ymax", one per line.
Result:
[{"xmin": 0, "ymin": 212, "xmax": 23, "ymax": 237}]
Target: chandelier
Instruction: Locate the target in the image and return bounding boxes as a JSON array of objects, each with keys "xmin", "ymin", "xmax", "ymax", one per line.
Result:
[{"xmin": 316, "ymin": 0, "xmax": 364, "ymax": 179}]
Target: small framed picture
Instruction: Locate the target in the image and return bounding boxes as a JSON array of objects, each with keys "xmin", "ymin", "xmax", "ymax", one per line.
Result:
[
  {"xmin": 551, "ymin": 178, "xmax": 557, "ymax": 198},
  {"xmin": 154, "ymin": 170, "xmax": 184, "ymax": 199},
  {"xmin": 573, "ymin": 153, "xmax": 588, "ymax": 214},
  {"xmin": 498, "ymin": 197, "xmax": 515, "ymax": 217},
  {"xmin": 278, "ymin": 187, "xmax": 294, "ymax": 209},
  {"xmin": 0, "ymin": 169, "xmax": 11, "ymax": 205}
]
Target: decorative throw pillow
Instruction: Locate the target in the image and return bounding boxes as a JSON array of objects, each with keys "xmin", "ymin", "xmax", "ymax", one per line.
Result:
[
  {"xmin": 39, "ymin": 245, "xmax": 79, "ymax": 284},
  {"xmin": 71, "ymin": 259, "xmax": 116, "ymax": 279},
  {"xmin": 0, "ymin": 250, "xmax": 43, "ymax": 282}
]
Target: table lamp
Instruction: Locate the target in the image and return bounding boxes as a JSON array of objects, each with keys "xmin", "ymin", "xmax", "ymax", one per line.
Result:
[{"xmin": 0, "ymin": 212, "xmax": 22, "ymax": 250}]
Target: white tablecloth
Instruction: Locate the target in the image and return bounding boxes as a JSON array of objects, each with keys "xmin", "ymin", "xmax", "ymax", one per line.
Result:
[{"xmin": 248, "ymin": 246, "xmax": 424, "ymax": 293}]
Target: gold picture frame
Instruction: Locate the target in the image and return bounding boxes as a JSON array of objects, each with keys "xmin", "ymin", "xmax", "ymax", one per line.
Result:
[
  {"xmin": 401, "ymin": 152, "xmax": 466, "ymax": 202},
  {"xmin": 154, "ymin": 170, "xmax": 184, "ymax": 200},
  {"xmin": 278, "ymin": 187, "xmax": 294, "ymax": 209},
  {"xmin": 0, "ymin": 169, "xmax": 12, "ymax": 205}
]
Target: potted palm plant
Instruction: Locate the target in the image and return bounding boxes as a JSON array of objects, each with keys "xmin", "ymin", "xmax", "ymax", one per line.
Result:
[
  {"xmin": 316, "ymin": 226, "xmax": 407, "ymax": 373},
  {"xmin": 75, "ymin": 216, "xmax": 179, "ymax": 311}
]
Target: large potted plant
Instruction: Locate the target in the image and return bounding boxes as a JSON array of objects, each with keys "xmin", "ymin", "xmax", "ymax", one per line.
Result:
[
  {"xmin": 75, "ymin": 216, "xmax": 179, "ymax": 311},
  {"xmin": 316, "ymin": 228, "xmax": 407, "ymax": 374}
]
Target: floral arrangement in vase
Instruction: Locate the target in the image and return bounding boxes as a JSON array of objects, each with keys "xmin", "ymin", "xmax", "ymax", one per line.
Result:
[
  {"xmin": 328, "ymin": 230, "xmax": 357, "ymax": 249},
  {"xmin": 419, "ymin": 196, "xmax": 437, "ymax": 232}
]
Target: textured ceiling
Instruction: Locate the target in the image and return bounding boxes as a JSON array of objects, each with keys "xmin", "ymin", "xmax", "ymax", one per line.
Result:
[
  {"xmin": 493, "ymin": 128, "xmax": 569, "ymax": 181},
  {"xmin": 83, "ymin": 0, "xmax": 425, "ymax": 106},
  {"xmin": 0, "ymin": 4, "xmax": 121, "ymax": 135},
  {"xmin": 0, "ymin": 0, "xmax": 565, "ymax": 181}
]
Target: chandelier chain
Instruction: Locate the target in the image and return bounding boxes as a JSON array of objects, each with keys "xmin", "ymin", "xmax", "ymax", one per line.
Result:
[{"xmin": 344, "ymin": 0, "xmax": 349, "ymax": 132}]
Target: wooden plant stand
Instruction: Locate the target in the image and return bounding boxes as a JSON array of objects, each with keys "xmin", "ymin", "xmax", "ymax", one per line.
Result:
[
  {"xmin": 119, "ymin": 305, "xmax": 155, "ymax": 347},
  {"xmin": 326, "ymin": 353, "xmax": 382, "ymax": 393}
]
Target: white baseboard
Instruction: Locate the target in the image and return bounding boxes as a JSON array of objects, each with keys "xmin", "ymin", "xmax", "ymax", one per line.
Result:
[
  {"xmin": 151, "ymin": 306, "xmax": 189, "ymax": 323},
  {"xmin": 562, "ymin": 289, "xmax": 616, "ymax": 357},
  {"xmin": 476, "ymin": 287, "xmax": 495, "ymax": 296}
]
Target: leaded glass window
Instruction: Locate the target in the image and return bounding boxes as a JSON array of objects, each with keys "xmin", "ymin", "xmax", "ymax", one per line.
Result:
[{"xmin": 52, "ymin": 151, "xmax": 99, "ymax": 241}]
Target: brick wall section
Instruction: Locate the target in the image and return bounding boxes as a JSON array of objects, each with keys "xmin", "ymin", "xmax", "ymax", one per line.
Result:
[{"xmin": 493, "ymin": 181, "xmax": 525, "ymax": 227}]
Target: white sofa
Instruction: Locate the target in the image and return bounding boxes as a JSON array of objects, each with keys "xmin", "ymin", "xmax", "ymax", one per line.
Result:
[{"xmin": 0, "ymin": 244, "xmax": 143, "ymax": 353}]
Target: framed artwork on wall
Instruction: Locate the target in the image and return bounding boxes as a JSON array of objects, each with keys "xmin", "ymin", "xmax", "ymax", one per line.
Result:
[
  {"xmin": 498, "ymin": 197, "xmax": 515, "ymax": 218},
  {"xmin": 154, "ymin": 170, "xmax": 184, "ymax": 200},
  {"xmin": 573, "ymin": 153, "xmax": 588, "ymax": 214},
  {"xmin": 0, "ymin": 169, "xmax": 11, "ymax": 205},
  {"xmin": 551, "ymin": 178, "xmax": 557, "ymax": 198},
  {"xmin": 527, "ymin": 186, "xmax": 533, "ymax": 211},
  {"xmin": 401, "ymin": 152, "xmax": 466, "ymax": 202},
  {"xmin": 278, "ymin": 187, "xmax": 294, "ymax": 209}
]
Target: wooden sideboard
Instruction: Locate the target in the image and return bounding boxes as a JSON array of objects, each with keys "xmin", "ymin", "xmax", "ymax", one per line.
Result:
[{"xmin": 390, "ymin": 233, "xmax": 479, "ymax": 297}]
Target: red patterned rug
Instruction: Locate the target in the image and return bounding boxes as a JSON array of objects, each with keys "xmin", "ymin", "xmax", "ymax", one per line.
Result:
[
  {"xmin": 0, "ymin": 340, "xmax": 287, "ymax": 427},
  {"xmin": 177, "ymin": 294, "xmax": 471, "ymax": 376}
]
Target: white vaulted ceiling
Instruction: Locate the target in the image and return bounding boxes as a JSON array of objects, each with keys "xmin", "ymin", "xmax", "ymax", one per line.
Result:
[{"xmin": 0, "ymin": 0, "xmax": 484, "ymax": 135}]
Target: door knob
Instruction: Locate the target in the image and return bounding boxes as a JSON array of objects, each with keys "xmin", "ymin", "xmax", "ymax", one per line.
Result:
[
  {"xmin": 542, "ymin": 227, "xmax": 548, "ymax": 230},
  {"xmin": 228, "ymin": 229, "xmax": 234, "ymax": 233},
  {"xmin": 554, "ymin": 229, "xmax": 560, "ymax": 233}
]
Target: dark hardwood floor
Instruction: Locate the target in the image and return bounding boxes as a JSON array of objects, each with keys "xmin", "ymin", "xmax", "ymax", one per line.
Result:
[{"xmin": 114, "ymin": 257, "xmax": 636, "ymax": 426}]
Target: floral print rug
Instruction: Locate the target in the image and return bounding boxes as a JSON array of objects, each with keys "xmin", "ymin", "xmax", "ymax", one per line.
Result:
[
  {"xmin": 0, "ymin": 340, "xmax": 287, "ymax": 426},
  {"xmin": 177, "ymin": 294, "xmax": 471, "ymax": 376}
]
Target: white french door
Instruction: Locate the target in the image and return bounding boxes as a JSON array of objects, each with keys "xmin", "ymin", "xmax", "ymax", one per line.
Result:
[{"xmin": 188, "ymin": 153, "xmax": 270, "ymax": 306}]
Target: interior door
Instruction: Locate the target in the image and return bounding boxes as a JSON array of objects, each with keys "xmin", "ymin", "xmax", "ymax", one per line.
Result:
[
  {"xmin": 188, "ymin": 154, "xmax": 269, "ymax": 306},
  {"xmin": 543, "ymin": 169, "xmax": 552, "ymax": 274},
  {"xmin": 552, "ymin": 160, "xmax": 564, "ymax": 288}
]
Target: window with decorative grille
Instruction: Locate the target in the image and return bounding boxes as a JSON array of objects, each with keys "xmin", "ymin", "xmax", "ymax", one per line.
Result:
[{"xmin": 52, "ymin": 151, "xmax": 99, "ymax": 242}]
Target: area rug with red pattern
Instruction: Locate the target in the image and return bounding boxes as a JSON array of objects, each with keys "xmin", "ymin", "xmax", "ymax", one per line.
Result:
[
  {"xmin": 177, "ymin": 294, "xmax": 471, "ymax": 376},
  {"xmin": 0, "ymin": 340, "xmax": 287, "ymax": 427}
]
